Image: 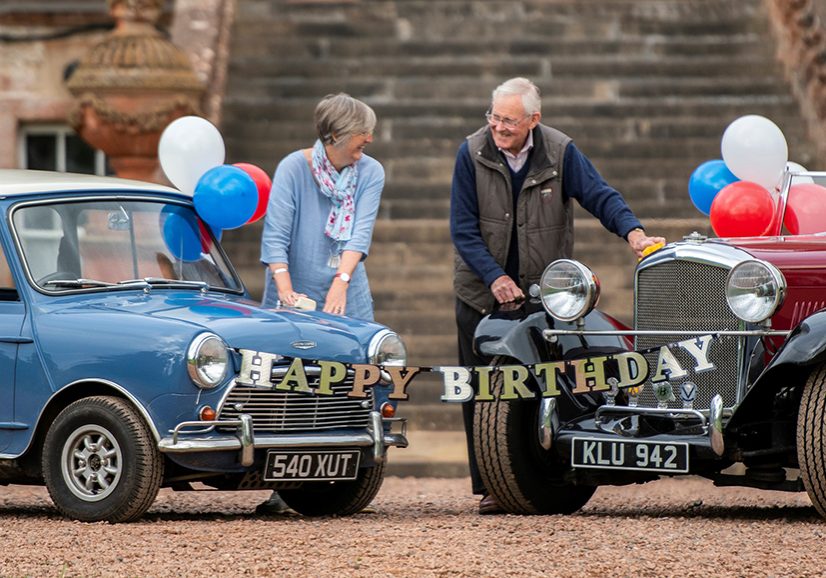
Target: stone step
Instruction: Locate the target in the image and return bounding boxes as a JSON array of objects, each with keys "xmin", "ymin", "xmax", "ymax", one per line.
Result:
[
  {"xmin": 401, "ymin": 402, "xmax": 464, "ymax": 431},
  {"xmin": 384, "ymin": 429, "xmax": 468, "ymax": 478},
  {"xmin": 228, "ymin": 54, "xmax": 780, "ymax": 84},
  {"xmin": 375, "ymin": 310, "xmax": 456, "ymax": 337},
  {"xmin": 230, "ymin": 33, "xmax": 768, "ymax": 61},
  {"xmin": 224, "ymin": 97, "xmax": 799, "ymax": 128},
  {"xmin": 225, "ymin": 120, "xmax": 811, "ymax": 167},
  {"xmin": 230, "ymin": 74, "xmax": 788, "ymax": 103},
  {"xmin": 234, "ymin": 0, "xmax": 763, "ymax": 41}
]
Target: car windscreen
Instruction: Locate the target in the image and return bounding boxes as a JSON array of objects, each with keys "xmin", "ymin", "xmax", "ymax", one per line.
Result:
[{"xmin": 12, "ymin": 198, "xmax": 243, "ymax": 292}]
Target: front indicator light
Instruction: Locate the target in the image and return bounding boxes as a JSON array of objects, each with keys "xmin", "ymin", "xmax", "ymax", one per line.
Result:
[
  {"xmin": 380, "ymin": 402, "xmax": 396, "ymax": 419},
  {"xmin": 200, "ymin": 406, "xmax": 216, "ymax": 421}
]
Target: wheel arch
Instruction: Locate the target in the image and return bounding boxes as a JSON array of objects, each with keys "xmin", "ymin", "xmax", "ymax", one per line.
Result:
[
  {"xmin": 730, "ymin": 312, "xmax": 826, "ymax": 429},
  {"xmin": 20, "ymin": 379, "xmax": 160, "ymax": 476}
]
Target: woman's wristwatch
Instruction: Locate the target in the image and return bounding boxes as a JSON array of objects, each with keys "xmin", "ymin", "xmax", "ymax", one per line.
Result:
[{"xmin": 334, "ymin": 272, "xmax": 351, "ymax": 283}]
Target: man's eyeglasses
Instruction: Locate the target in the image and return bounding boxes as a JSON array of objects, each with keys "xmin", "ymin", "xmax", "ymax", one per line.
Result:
[{"xmin": 485, "ymin": 111, "xmax": 529, "ymax": 129}]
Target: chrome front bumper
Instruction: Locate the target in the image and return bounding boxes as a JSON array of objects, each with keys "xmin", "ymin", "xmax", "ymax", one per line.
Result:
[{"xmin": 157, "ymin": 411, "xmax": 408, "ymax": 467}]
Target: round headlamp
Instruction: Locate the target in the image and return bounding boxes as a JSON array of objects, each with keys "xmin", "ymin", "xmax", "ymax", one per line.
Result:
[
  {"xmin": 187, "ymin": 333, "xmax": 229, "ymax": 389},
  {"xmin": 725, "ymin": 260, "xmax": 785, "ymax": 324},
  {"xmin": 539, "ymin": 259, "xmax": 600, "ymax": 322},
  {"xmin": 368, "ymin": 330, "xmax": 407, "ymax": 367}
]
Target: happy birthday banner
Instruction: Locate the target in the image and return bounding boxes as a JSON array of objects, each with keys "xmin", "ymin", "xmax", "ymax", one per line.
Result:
[{"xmin": 236, "ymin": 335, "xmax": 717, "ymax": 403}]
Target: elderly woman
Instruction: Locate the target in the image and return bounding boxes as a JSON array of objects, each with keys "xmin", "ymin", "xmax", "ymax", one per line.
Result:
[
  {"xmin": 260, "ymin": 93, "xmax": 383, "ymax": 320},
  {"xmin": 257, "ymin": 94, "xmax": 383, "ymax": 515}
]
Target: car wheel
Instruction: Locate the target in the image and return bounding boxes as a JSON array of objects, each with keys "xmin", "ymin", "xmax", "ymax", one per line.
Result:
[
  {"xmin": 797, "ymin": 363, "xmax": 826, "ymax": 518},
  {"xmin": 277, "ymin": 462, "xmax": 385, "ymax": 516},
  {"xmin": 474, "ymin": 356, "xmax": 595, "ymax": 514},
  {"xmin": 42, "ymin": 396, "xmax": 163, "ymax": 523}
]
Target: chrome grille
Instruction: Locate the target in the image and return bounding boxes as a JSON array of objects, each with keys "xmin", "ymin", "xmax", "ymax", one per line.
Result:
[
  {"xmin": 635, "ymin": 260, "xmax": 741, "ymax": 409},
  {"xmin": 217, "ymin": 368, "xmax": 372, "ymax": 433}
]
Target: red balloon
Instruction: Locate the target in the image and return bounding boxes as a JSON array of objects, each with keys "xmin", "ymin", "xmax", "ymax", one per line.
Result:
[
  {"xmin": 233, "ymin": 163, "xmax": 272, "ymax": 224},
  {"xmin": 783, "ymin": 183, "xmax": 826, "ymax": 235},
  {"xmin": 709, "ymin": 181, "xmax": 775, "ymax": 237}
]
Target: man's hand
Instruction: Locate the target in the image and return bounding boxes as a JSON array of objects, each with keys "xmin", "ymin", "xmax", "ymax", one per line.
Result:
[
  {"xmin": 627, "ymin": 229, "xmax": 666, "ymax": 259},
  {"xmin": 490, "ymin": 275, "xmax": 524, "ymax": 304}
]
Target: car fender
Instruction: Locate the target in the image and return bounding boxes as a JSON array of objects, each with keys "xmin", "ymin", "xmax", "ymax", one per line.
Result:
[
  {"xmin": 475, "ymin": 301, "xmax": 632, "ymax": 418},
  {"xmin": 730, "ymin": 309, "xmax": 826, "ymax": 427}
]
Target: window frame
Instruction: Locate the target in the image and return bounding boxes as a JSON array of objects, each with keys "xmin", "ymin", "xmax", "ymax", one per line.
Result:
[{"xmin": 17, "ymin": 124, "xmax": 107, "ymax": 176}]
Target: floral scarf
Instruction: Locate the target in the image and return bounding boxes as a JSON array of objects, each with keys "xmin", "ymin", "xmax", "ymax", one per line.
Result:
[{"xmin": 311, "ymin": 139, "xmax": 357, "ymax": 242}]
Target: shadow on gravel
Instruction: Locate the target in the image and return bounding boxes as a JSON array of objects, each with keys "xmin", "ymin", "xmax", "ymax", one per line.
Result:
[{"xmin": 580, "ymin": 504, "xmax": 821, "ymax": 522}]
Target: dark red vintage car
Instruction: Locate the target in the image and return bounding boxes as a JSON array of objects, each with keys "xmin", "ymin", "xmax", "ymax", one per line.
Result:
[{"xmin": 472, "ymin": 170, "xmax": 826, "ymax": 518}]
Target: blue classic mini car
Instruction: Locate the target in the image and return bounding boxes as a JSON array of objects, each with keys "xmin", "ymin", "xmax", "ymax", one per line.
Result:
[{"xmin": 0, "ymin": 169, "xmax": 408, "ymax": 522}]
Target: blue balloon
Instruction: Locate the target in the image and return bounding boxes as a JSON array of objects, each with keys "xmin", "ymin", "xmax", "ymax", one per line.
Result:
[
  {"xmin": 161, "ymin": 206, "xmax": 203, "ymax": 262},
  {"xmin": 689, "ymin": 160, "xmax": 739, "ymax": 216},
  {"xmin": 193, "ymin": 165, "xmax": 257, "ymax": 230}
]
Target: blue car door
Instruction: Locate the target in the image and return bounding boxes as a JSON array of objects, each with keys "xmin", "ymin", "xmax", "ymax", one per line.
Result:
[{"xmin": 0, "ymin": 245, "xmax": 26, "ymax": 454}]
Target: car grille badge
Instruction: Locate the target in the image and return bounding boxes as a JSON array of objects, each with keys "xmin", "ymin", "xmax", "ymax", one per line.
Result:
[
  {"xmin": 626, "ymin": 383, "xmax": 642, "ymax": 408},
  {"xmin": 605, "ymin": 377, "xmax": 619, "ymax": 406},
  {"xmin": 291, "ymin": 340, "xmax": 317, "ymax": 350},
  {"xmin": 654, "ymin": 380, "xmax": 676, "ymax": 408},
  {"xmin": 680, "ymin": 381, "xmax": 697, "ymax": 410}
]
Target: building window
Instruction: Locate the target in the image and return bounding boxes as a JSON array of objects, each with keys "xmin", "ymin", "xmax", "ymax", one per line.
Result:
[{"xmin": 18, "ymin": 125, "xmax": 109, "ymax": 175}]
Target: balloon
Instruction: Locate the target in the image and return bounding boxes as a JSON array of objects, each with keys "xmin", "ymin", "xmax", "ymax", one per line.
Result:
[
  {"xmin": 688, "ymin": 160, "xmax": 739, "ymax": 216},
  {"xmin": 721, "ymin": 115, "xmax": 788, "ymax": 190},
  {"xmin": 159, "ymin": 116, "xmax": 226, "ymax": 194},
  {"xmin": 710, "ymin": 181, "xmax": 775, "ymax": 238},
  {"xmin": 193, "ymin": 165, "xmax": 257, "ymax": 230},
  {"xmin": 233, "ymin": 163, "xmax": 272, "ymax": 224},
  {"xmin": 783, "ymin": 183, "xmax": 826, "ymax": 235},
  {"xmin": 161, "ymin": 206, "xmax": 203, "ymax": 262}
]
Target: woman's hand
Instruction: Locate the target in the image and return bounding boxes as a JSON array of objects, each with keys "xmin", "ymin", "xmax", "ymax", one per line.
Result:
[
  {"xmin": 278, "ymin": 288, "xmax": 307, "ymax": 307},
  {"xmin": 323, "ymin": 277, "xmax": 349, "ymax": 315},
  {"xmin": 270, "ymin": 264, "xmax": 306, "ymax": 307}
]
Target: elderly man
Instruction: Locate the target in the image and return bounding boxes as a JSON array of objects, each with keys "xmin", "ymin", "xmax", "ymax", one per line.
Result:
[{"xmin": 450, "ymin": 77, "xmax": 664, "ymax": 515}]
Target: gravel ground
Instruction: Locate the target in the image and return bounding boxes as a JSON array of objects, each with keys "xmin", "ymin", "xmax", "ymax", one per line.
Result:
[{"xmin": 0, "ymin": 476, "xmax": 822, "ymax": 578}]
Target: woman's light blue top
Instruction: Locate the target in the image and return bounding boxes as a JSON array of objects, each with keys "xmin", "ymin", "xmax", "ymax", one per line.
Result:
[{"xmin": 260, "ymin": 150, "xmax": 384, "ymax": 321}]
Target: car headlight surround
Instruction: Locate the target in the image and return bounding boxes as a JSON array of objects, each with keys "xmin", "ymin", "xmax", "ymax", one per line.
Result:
[
  {"xmin": 187, "ymin": 332, "xmax": 229, "ymax": 389},
  {"xmin": 725, "ymin": 260, "xmax": 786, "ymax": 324},
  {"xmin": 368, "ymin": 329, "xmax": 407, "ymax": 367},
  {"xmin": 539, "ymin": 259, "xmax": 600, "ymax": 322}
]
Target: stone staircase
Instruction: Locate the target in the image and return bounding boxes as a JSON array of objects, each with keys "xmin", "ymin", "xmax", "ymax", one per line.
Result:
[{"xmin": 219, "ymin": 0, "xmax": 819, "ymax": 475}]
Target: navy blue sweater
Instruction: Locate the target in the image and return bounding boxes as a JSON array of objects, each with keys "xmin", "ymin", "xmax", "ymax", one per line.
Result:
[{"xmin": 450, "ymin": 139, "xmax": 643, "ymax": 287}]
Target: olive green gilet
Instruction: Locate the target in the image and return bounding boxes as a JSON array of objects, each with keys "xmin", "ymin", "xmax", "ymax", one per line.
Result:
[{"xmin": 454, "ymin": 124, "xmax": 573, "ymax": 314}]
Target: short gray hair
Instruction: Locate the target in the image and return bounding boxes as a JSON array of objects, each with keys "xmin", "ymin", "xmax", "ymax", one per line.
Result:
[
  {"xmin": 314, "ymin": 93, "xmax": 377, "ymax": 146},
  {"xmin": 492, "ymin": 77, "xmax": 541, "ymax": 115}
]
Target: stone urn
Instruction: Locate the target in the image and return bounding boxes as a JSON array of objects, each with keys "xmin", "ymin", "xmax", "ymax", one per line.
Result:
[{"xmin": 66, "ymin": 0, "xmax": 204, "ymax": 182}]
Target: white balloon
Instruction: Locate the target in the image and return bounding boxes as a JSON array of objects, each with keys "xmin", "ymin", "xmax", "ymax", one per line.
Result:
[
  {"xmin": 721, "ymin": 115, "xmax": 788, "ymax": 190},
  {"xmin": 158, "ymin": 116, "xmax": 225, "ymax": 194}
]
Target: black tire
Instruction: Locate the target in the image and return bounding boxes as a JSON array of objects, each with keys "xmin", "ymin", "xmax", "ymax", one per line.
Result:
[
  {"xmin": 278, "ymin": 462, "xmax": 385, "ymax": 516},
  {"xmin": 42, "ymin": 396, "xmax": 163, "ymax": 523},
  {"xmin": 797, "ymin": 363, "xmax": 826, "ymax": 518},
  {"xmin": 474, "ymin": 356, "xmax": 595, "ymax": 514}
]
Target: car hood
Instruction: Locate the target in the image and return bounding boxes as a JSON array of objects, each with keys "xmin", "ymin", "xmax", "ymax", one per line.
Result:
[
  {"xmin": 37, "ymin": 290, "xmax": 385, "ymax": 361},
  {"xmin": 725, "ymin": 235, "xmax": 826, "ymax": 271}
]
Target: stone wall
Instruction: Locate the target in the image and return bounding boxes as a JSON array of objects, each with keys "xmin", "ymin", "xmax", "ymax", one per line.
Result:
[
  {"xmin": 169, "ymin": 0, "xmax": 236, "ymax": 127},
  {"xmin": 766, "ymin": 0, "xmax": 826, "ymax": 158},
  {"xmin": 0, "ymin": 28, "xmax": 109, "ymax": 168}
]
